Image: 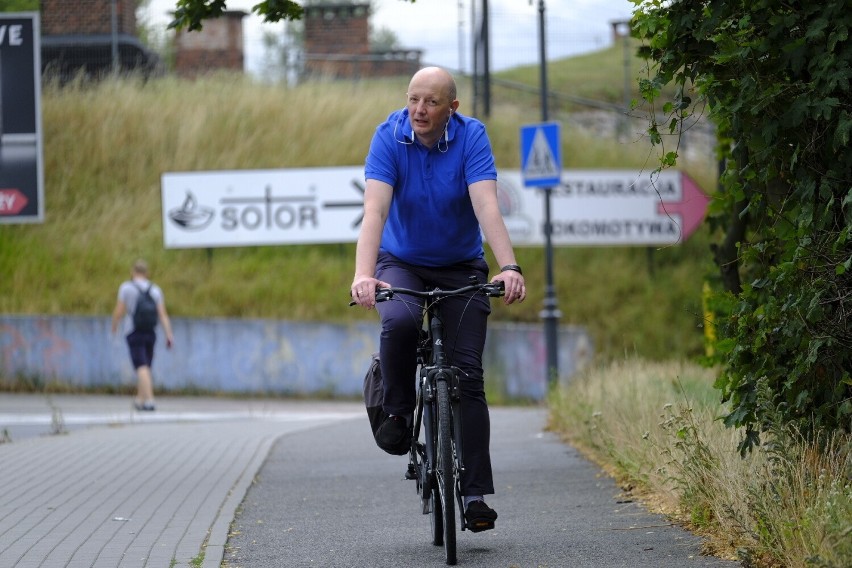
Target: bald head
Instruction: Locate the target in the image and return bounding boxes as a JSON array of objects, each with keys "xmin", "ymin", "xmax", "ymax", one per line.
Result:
[{"xmin": 409, "ymin": 66, "xmax": 457, "ymax": 103}]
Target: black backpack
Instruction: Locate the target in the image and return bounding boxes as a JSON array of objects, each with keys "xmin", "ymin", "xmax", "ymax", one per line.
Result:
[
  {"xmin": 132, "ymin": 283, "xmax": 159, "ymax": 332},
  {"xmin": 362, "ymin": 352, "xmax": 407, "ymax": 454},
  {"xmin": 363, "ymin": 352, "xmax": 385, "ymax": 436}
]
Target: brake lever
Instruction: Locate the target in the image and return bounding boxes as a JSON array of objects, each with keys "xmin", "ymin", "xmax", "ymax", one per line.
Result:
[
  {"xmin": 375, "ymin": 288, "xmax": 394, "ymax": 302},
  {"xmin": 484, "ymin": 281, "xmax": 506, "ymax": 297},
  {"xmin": 349, "ymin": 288, "xmax": 394, "ymax": 306}
]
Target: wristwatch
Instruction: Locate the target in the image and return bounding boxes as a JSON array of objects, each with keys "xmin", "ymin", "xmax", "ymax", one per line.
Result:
[{"xmin": 500, "ymin": 264, "xmax": 523, "ymax": 275}]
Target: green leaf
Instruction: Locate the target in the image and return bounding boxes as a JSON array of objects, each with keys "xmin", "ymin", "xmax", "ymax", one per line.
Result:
[
  {"xmin": 632, "ymin": 0, "xmax": 852, "ymax": 443},
  {"xmin": 169, "ymin": 0, "xmax": 305, "ymax": 30}
]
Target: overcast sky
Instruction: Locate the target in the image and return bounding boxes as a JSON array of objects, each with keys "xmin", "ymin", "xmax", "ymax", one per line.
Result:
[{"xmin": 142, "ymin": 0, "xmax": 636, "ymax": 75}]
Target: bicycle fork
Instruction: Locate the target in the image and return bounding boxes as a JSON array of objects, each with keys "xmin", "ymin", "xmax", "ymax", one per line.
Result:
[{"xmin": 427, "ymin": 313, "xmax": 465, "ymax": 480}]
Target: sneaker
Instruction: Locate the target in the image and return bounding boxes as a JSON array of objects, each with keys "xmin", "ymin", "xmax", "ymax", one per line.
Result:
[
  {"xmin": 133, "ymin": 401, "xmax": 156, "ymax": 412},
  {"xmin": 464, "ymin": 500, "xmax": 498, "ymax": 533},
  {"xmin": 375, "ymin": 415, "xmax": 411, "ymax": 455}
]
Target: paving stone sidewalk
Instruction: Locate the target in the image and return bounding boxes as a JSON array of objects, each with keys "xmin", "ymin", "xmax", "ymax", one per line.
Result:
[{"xmin": 0, "ymin": 395, "xmax": 364, "ymax": 568}]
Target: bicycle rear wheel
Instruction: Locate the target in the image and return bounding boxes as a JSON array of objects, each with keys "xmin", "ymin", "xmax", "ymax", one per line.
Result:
[{"xmin": 435, "ymin": 379, "xmax": 456, "ymax": 565}]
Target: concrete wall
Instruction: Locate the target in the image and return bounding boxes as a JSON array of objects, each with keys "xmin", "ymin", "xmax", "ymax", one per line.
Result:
[{"xmin": 0, "ymin": 316, "xmax": 592, "ymax": 401}]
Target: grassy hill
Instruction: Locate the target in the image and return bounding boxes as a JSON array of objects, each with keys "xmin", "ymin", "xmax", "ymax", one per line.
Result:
[{"xmin": 0, "ymin": 44, "xmax": 718, "ymax": 362}]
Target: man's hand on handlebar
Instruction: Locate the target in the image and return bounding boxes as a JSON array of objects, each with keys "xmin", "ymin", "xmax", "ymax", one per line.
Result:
[
  {"xmin": 481, "ymin": 281, "xmax": 506, "ymax": 297},
  {"xmin": 350, "ymin": 276, "xmax": 390, "ymax": 309},
  {"xmin": 491, "ymin": 269, "xmax": 526, "ymax": 305}
]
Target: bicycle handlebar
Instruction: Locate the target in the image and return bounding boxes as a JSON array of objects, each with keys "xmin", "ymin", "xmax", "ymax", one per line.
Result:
[
  {"xmin": 375, "ymin": 281, "xmax": 505, "ymax": 303},
  {"xmin": 349, "ymin": 281, "xmax": 505, "ymax": 307}
]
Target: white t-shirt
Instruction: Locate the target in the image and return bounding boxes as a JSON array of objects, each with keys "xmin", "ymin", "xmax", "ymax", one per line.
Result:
[{"xmin": 117, "ymin": 277, "xmax": 164, "ymax": 334}]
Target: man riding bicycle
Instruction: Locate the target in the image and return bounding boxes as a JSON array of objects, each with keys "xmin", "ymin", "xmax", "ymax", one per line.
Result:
[{"xmin": 350, "ymin": 66, "xmax": 526, "ymax": 532}]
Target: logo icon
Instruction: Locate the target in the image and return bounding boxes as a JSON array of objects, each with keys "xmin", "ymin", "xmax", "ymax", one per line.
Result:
[
  {"xmin": 168, "ymin": 191, "xmax": 214, "ymax": 231},
  {"xmin": 496, "ymin": 176, "xmax": 534, "ymax": 239},
  {"xmin": 0, "ymin": 188, "xmax": 28, "ymax": 216}
]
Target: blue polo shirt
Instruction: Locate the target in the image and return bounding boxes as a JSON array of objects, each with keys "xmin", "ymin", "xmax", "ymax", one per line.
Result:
[{"xmin": 365, "ymin": 108, "xmax": 497, "ymax": 267}]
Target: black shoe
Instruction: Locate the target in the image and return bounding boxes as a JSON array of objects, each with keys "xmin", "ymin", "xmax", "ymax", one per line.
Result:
[
  {"xmin": 375, "ymin": 415, "xmax": 411, "ymax": 455},
  {"xmin": 465, "ymin": 500, "xmax": 498, "ymax": 532}
]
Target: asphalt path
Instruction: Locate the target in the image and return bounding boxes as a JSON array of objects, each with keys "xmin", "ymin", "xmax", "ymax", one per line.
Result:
[{"xmin": 223, "ymin": 407, "xmax": 741, "ymax": 568}]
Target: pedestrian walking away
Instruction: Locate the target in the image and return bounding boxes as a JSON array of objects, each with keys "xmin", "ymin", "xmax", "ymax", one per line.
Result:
[
  {"xmin": 111, "ymin": 258, "xmax": 174, "ymax": 411},
  {"xmin": 350, "ymin": 65, "xmax": 526, "ymax": 533}
]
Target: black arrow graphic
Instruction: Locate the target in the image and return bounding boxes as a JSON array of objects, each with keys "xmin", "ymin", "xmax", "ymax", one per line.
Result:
[{"xmin": 323, "ymin": 179, "xmax": 365, "ymax": 229}]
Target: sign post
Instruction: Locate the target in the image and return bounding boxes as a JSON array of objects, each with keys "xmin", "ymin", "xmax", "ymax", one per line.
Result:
[{"xmin": 521, "ymin": 121, "xmax": 562, "ymax": 387}]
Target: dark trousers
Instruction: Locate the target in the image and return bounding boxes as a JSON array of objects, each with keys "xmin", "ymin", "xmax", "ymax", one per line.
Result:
[{"xmin": 375, "ymin": 252, "xmax": 494, "ymax": 496}]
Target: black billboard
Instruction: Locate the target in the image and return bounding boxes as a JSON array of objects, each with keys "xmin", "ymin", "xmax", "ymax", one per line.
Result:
[{"xmin": 0, "ymin": 13, "xmax": 43, "ymax": 223}]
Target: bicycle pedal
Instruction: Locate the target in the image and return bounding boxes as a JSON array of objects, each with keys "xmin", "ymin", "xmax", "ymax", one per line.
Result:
[
  {"xmin": 466, "ymin": 519, "xmax": 496, "ymax": 533},
  {"xmin": 405, "ymin": 464, "xmax": 417, "ymax": 480}
]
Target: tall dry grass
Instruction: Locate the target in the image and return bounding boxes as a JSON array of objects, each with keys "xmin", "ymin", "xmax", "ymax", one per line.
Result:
[
  {"xmin": 1, "ymin": 71, "xmax": 718, "ymax": 361},
  {"xmin": 548, "ymin": 358, "xmax": 851, "ymax": 567}
]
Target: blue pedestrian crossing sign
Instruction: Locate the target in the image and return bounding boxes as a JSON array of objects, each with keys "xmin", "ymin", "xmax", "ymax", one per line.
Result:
[{"xmin": 520, "ymin": 122, "xmax": 562, "ymax": 187}]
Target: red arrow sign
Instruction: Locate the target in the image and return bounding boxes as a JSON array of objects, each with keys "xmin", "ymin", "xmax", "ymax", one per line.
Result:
[
  {"xmin": 0, "ymin": 189, "xmax": 29, "ymax": 216},
  {"xmin": 657, "ymin": 173, "xmax": 710, "ymax": 240}
]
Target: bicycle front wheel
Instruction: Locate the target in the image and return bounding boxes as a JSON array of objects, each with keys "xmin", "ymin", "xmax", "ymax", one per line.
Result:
[{"xmin": 435, "ymin": 379, "xmax": 457, "ymax": 565}]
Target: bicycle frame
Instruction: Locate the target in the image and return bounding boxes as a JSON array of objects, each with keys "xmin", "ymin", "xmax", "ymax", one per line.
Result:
[
  {"xmin": 416, "ymin": 299, "xmax": 466, "ymax": 508},
  {"xmin": 374, "ymin": 278, "xmax": 504, "ymax": 566}
]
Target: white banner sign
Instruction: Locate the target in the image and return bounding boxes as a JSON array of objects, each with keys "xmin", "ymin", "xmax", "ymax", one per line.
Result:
[
  {"xmin": 161, "ymin": 167, "xmax": 365, "ymax": 248},
  {"xmin": 498, "ymin": 169, "xmax": 709, "ymax": 246},
  {"xmin": 161, "ymin": 167, "xmax": 708, "ymax": 249}
]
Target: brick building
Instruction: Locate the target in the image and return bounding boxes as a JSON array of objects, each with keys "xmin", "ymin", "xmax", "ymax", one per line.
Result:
[
  {"xmin": 40, "ymin": 0, "xmax": 161, "ymax": 80},
  {"xmin": 302, "ymin": 2, "xmax": 421, "ymax": 79},
  {"xmin": 38, "ymin": 0, "xmax": 419, "ymax": 81},
  {"xmin": 41, "ymin": 0, "xmax": 136, "ymax": 36},
  {"xmin": 174, "ymin": 11, "xmax": 247, "ymax": 77}
]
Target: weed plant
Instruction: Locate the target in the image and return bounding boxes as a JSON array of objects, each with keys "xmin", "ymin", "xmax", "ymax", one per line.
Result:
[{"xmin": 548, "ymin": 358, "xmax": 851, "ymax": 567}]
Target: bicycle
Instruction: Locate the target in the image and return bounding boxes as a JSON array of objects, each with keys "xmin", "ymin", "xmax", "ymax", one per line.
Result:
[{"xmin": 372, "ymin": 277, "xmax": 505, "ymax": 566}]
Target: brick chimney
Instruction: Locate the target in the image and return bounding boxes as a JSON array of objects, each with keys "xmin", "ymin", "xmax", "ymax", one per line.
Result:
[
  {"xmin": 41, "ymin": 0, "xmax": 136, "ymax": 36},
  {"xmin": 302, "ymin": 2, "xmax": 421, "ymax": 79},
  {"xmin": 304, "ymin": 3, "xmax": 370, "ymax": 59},
  {"xmin": 174, "ymin": 11, "xmax": 247, "ymax": 77},
  {"xmin": 40, "ymin": 0, "xmax": 161, "ymax": 80}
]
